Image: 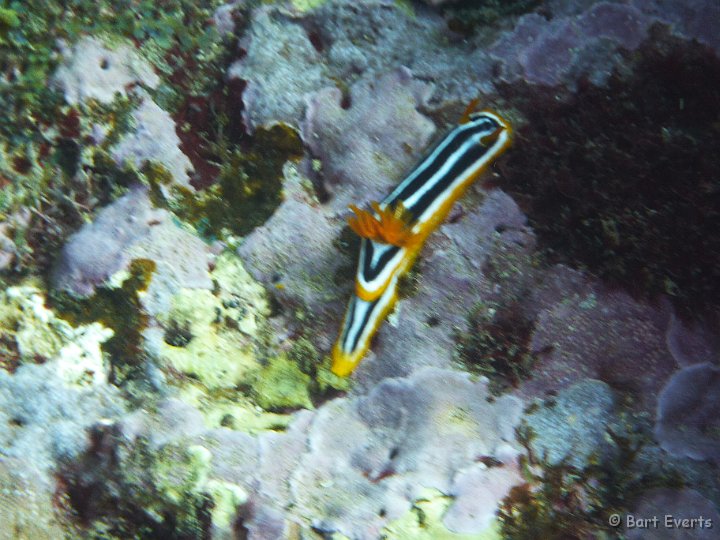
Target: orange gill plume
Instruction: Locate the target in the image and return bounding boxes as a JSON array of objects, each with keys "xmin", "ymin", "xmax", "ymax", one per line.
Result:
[{"xmin": 347, "ymin": 201, "xmax": 419, "ymax": 247}]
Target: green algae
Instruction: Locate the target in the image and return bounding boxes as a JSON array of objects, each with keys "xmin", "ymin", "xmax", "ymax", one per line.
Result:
[
  {"xmin": 0, "ymin": 0, "xmax": 225, "ymax": 151},
  {"xmin": 204, "ymin": 479, "xmax": 248, "ymax": 530},
  {"xmin": 0, "ymin": 94, "xmax": 142, "ymax": 276},
  {"xmin": 168, "ymin": 124, "xmax": 303, "ymax": 240},
  {"xmin": 156, "ymin": 251, "xmax": 346, "ymax": 418},
  {"xmin": 51, "ymin": 258, "xmax": 155, "ymax": 379}
]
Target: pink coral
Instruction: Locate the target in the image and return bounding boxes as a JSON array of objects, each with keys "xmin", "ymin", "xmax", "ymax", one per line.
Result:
[{"xmin": 518, "ymin": 275, "xmax": 678, "ymax": 411}]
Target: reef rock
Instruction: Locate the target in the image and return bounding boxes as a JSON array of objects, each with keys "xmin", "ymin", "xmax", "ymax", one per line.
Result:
[
  {"xmin": 228, "ymin": 7, "xmax": 329, "ymax": 130},
  {"xmin": 289, "ymin": 367, "xmax": 523, "ymax": 538},
  {"xmin": 0, "ymin": 361, "xmax": 123, "ymax": 468},
  {"xmin": 519, "ymin": 278, "xmax": 677, "ymax": 411},
  {"xmin": 626, "ymin": 488, "xmax": 720, "ymax": 539},
  {"xmin": 70, "ymin": 368, "xmax": 522, "ymax": 539},
  {"xmin": 0, "ymin": 282, "xmax": 113, "ymax": 386},
  {"xmin": 525, "ymin": 379, "xmax": 617, "ymax": 468}
]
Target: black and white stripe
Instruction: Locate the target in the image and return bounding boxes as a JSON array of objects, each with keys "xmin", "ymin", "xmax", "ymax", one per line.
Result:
[{"xmin": 355, "ymin": 112, "xmax": 509, "ymax": 300}]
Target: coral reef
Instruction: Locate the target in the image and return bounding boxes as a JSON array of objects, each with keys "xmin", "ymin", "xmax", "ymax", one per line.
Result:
[
  {"xmin": 1, "ymin": 0, "xmax": 719, "ymax": 538},
  {"xmin": 0, "ymin": 458, "xmax": 68, "ymax": 540},
  {"xmin": 111, "ymin": 94, "xmax": 195, "ymax": 190},
  {"xmin": 290, "ymin": 367, "xmax": 523, "ymax": 537},
  {"xmin": 52, "ymin": 185, "xmax": 213, "ymax": 307},
  {"xmin": 52, "ymin": 186, "xmax": 166, "ymax": 298},
  {"xmin": 0, "ymin": 361, "xmax": 123, "ymax": 465},
  {"xmin": 144, "ymin": 252, "xmax": 267, "ymax": 392},
  {"xmin": 303, "ymin": 67, "xmax": 435, "ymax": 208},
  {"xmin": 227, "ymin": 7, "xmax": 329, "ymax": 130},
  {"xmin": 519, "ymin": 275, "xmax": 678, "ymax": 411},
  {"xmin": 0, "ymin": 281, "xmax": 113, "ymax": 385},
  {"xmin": 66, "ymin": 368, "xmax": 522, "ymax": 539}
]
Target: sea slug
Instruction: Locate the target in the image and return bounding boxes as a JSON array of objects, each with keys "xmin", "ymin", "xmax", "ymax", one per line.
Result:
[{"xmin": 332, "ymin": 107, "xmax": 512, "ymax": 376}]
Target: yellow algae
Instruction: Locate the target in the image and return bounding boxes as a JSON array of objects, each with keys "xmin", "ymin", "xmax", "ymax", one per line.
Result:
[
  {"xmin": 0, "ymin": 279, "xmax": 112, "ymax": 385},
  {"xmin": 291, "ymin": 0, "xmax": 327, "ymax": 12},
  {"xmin": 155, "ymin": 252, "xmax": 270, "ymax": 391},
  {"xmin": 205, "ymin": 479, "xmax": 248, "ymax": 529},
  {"xmin": 251, "ymin": 354, "xmax": 313, "ymax": 411},
  {"xmin": 158, "ymin": 288, "xmax": 258, "ymax": 390},
  {"xmin": 155, "ymin": 444, "xmax": 212, "ymax": 506},
  {"xmin": 177, "ymin": 384, "xmax": 293, "ymax": 433},
  {"xmin": 211, "ymin": 251, "xmax": 269, "ymax": 335},
  {"xmin": 382, "ymin": 489, "xmax": 501, "ymax": 540}
]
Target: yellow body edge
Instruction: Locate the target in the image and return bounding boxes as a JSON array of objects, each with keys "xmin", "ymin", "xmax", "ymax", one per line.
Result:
[{"xmin": 331, "ymin": 285, "xmax": 400, "ymax": 376}]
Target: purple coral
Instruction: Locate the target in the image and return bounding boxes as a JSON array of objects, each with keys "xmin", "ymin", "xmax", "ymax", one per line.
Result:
[
  {"xmin": 303, "ymin": 67, "xmax": 435, "ymax": 211},
  {"xmin": 52, "ymin": 186, "xmax": 163, "ymax": 297},
  {"xmin": 490, "ymin": 0, "xmax": 720, "ymax": 88},
  {"xmin": 52, "ymin": 186, "xmax": 213, "ymax": 315},
  {"xmin": 111, "ymin": 95, "xmax": 195, "ymax": 190},
  {"xmin": 665, "ymin": 312, "xmax": 720, "ymax": 368},
  {"xmin": 228, "ymin": 7, "xmax": 329, "ymax": 131},
  {"xmin": 518, "ymin": 278, "xmax": 678, "ymax": 411},
  {"xmin": 237, "ymin": 169, "xmax": 344, "ymax": 346},
  {"xmin": 71, "ymin": 371, "xmax": 522, "ymax": 539},
  {"xmin": 290, "ymin": 367, "xmax": 523, "ymax": 538},
  {"xmin": 655, "ymin": 363, "xmax": 720, "ymax": 464}
]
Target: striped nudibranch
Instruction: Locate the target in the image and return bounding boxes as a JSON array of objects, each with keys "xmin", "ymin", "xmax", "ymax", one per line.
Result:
[{"xmin": 331, "ymin": 108, "xmax": 512, "ymax": 376}]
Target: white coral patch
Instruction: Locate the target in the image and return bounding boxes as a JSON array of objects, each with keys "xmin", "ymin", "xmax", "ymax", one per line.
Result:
[
  {"xmin": 111, "ymin": 95, "xmax": 195, "ymax": 189},
  {"xmin": 53, "ymin": 36, "xmax": 160, "ymax": 105}
]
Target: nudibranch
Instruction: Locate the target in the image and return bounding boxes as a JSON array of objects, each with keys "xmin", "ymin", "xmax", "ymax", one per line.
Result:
[{"xmin": 332, "ymin": 107, "xmax": 512, "ymax": 376}]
